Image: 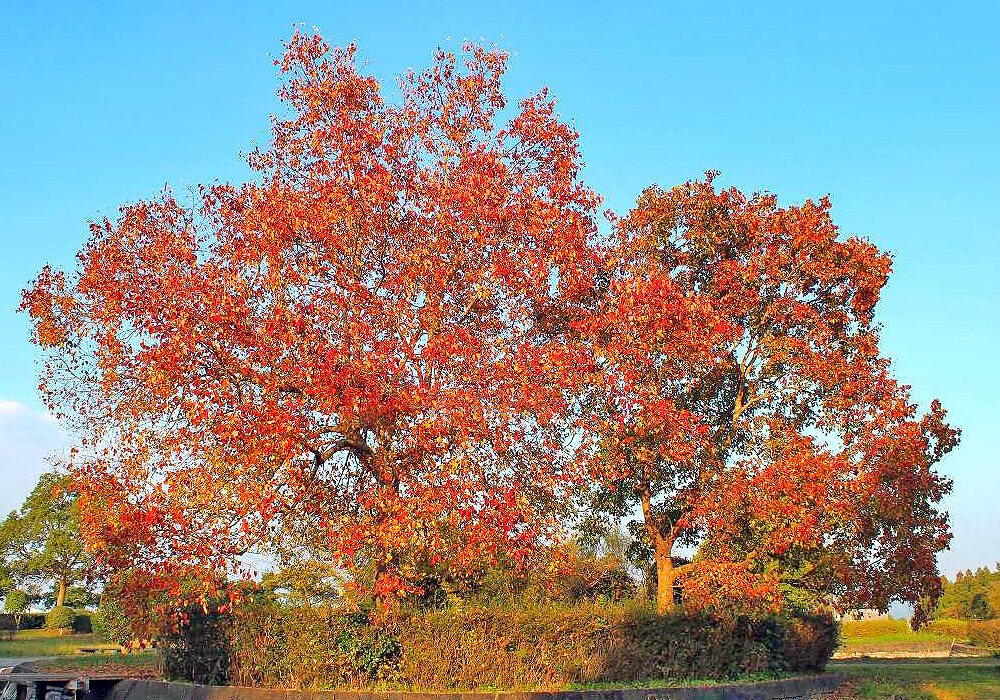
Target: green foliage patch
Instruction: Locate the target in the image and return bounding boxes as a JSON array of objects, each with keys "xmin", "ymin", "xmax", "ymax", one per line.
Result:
[
  {"xmin": 922, "ymin": 617, "xmax": 969, "ymax": 638},
  {"xmin": 932, "ymin": 565, "xmax": 1000, "ymax": 620},
  {"xmin": 94, "ymin": 595, "xmax": 133, "ymax": 646},
  {"xmin": 968, "ymin": 620, "xmax": 1000, "ymax": 648},
  {"xmin": 158, "ymin": 598, "xmax": 838, "ymax": 691},
  {"xmin": 841, "ymin": 619, "xmax": 910, "ymax": 639},
  {"xmin": 44, "ymin": 605, "xmax": 75, "ymax": 631},
  {"xmin": 0, "ymin": 630, "xmax": 116, "ymax": 656}
]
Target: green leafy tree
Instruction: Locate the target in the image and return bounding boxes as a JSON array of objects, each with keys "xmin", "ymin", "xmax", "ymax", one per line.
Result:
[
  {"xmin": 3, "ymin": 589, "xmax": 29, "ymax": 635},
  {"xmin": 0, "ymin": 471, "xmax": 96, "ymax": 609},
  {"xmin": 931, "ymin": 565, "xmax": 1000, "ymax": 621}
]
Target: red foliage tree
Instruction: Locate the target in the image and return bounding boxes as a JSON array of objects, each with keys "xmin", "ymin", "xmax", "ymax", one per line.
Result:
[
  {"xmin": 582, "ymin": 175, "xmax": 959, "ymax": 615},
  {"xmin": 21, "ymin": 34, "xmax": 600, "ymax": 607}
]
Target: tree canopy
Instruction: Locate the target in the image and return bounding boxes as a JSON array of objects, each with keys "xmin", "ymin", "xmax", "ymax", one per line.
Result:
[
  {"xmin": 22, "ymin": 35, "xmax": 959, "ymax": 617},
  {"xmin": 0, "ymin": 471, "xmax": 96, "ymax": 609},
  {"xmin": 932, "ymin": 565, "xmax": 1000, "ymax": 620},
  {"xmin": 22, "ymin": 33, "xmax": 598, "ymax": 607},
  {"xmin": 577, "ymin": 176, "xmax": 958, "ymax": 615}
]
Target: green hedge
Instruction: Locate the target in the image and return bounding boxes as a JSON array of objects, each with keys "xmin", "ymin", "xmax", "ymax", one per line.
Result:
[
  {"xmin": 160, "ymin": 605, "xmax": 232, "ymax": 686},
  {"xmin": 0, "ymin": 613, "xmax": 45, "ymax": 631},
  {"xmin": 923, "ymin": 618, "xmax": 968, "ymax": 638},
  {"xmin": 160, "ymin": 601, "xmax": 838, "ymax": 690},
  {"xmin": 394, "ymin": 606, "xmax": 836, "ymax": 689},
  {"xmin": 969, "ymin": 620, "xmax": 1000, "ymax": 648}
]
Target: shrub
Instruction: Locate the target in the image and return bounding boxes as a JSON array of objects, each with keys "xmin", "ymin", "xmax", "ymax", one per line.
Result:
[
  {"xmin": 924, "ymin": 618, "xmax": 968, "ymax": 638},
  {"xmin": 44, "ymin": 605, "xmax": 76, "ymax": 631},
  {"xmin": 841, "ymin": 618, "xmax": 908, "ymax": 639},
  {"xmin": 163, "ymin": 599, "xmax": 838, "ymax": 690},
  {"xmin": 395, "ymin": 604, "xmax": 837, "ymax": 690},
  {"xmin": 969, "ymin": 620, "xmax": 1000, "ymax": 649},
  {"xmin": 778, "ymin": 613, "xmax": 840, "ymax": 671},
  {"xmin": 0, "ymin": 613, "xmax": 45, "ymax": 631},
  {"xmin": 228, "ymin": 603, "xmax": 399, "ymax": 688},
  {"xmin": 94, "ymin": 596, "xmax": 132, "ymax": 646},
  {"xmin": 158, "ymin": 605, "xmax": 231, "ymax": 685}
]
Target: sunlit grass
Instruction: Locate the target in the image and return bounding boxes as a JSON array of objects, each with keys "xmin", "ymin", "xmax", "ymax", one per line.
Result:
[
  {"xmin": 0, "ymin": 631, "xmax": 117, "ymax": 657},
  {"xmin": 838, "ymin": 662, "xmax": 1000, "ymax": 700}
]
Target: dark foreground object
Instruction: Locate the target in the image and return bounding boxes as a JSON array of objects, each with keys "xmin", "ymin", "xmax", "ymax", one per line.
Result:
[
  {"xmin": 1, "ymin": 672, "xmax": 129, "ymax": 700},
  {"xmin": 103, "ymin": 677, "xmax": 845, "ymax": 700}
]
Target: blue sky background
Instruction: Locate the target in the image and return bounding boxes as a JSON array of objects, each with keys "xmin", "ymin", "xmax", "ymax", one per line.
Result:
[{"xmin": 1, "ymin": 1, "xmax": 996, "ymax": 585}]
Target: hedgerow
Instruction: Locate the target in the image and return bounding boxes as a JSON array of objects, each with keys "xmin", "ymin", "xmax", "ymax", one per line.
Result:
[
  {"xmin": 968, "ymin": 620, "xmax": 1000, "ymax": 648},
  {"xmin": 922, "ymin": 618, "xmax": 968, "ymax": 638},
  {"xmin": 0, "ymin": 613, "xmax": 45, "ymax": 630},
  {"xmin": 159, "ymin": 598, "xmax": 838, "ymax": 690}
]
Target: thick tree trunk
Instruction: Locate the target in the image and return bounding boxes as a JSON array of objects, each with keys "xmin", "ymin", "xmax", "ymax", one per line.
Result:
[
  {"xmin": 641, "ymin": 486, "xmax": 682, "ymax": 613},
  {"xmin": 655, "ymin": 550, "xmax": 677, "ymax": 613},
  {"xmin": 56, "ymin": 579, "xmax": 67, "ymax": 607}
]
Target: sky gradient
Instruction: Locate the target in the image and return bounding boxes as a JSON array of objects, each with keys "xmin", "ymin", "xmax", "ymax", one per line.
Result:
[{"xmin": 0, "ymin": 1, "xmax": 997, "ymax": 582}]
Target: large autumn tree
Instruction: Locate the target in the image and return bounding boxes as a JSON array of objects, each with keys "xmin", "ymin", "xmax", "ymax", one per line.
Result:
[
  {"xmin": 21, "ymin": 34, "xmax": 600, "ymax": 607},
  {"xmin": 580, "ymin": 175, "xmax": 959, "ymax": 616}
]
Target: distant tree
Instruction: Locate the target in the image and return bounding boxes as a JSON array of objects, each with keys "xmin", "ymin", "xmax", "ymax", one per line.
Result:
[
  {"xmin": 0, "ymin": 471, "xmax": 96, "ymax": 609},
  {"xmin": 259, "ymin": 561, "xmax": 346, "ymax": 608},
  {"xmin": 969, "ymin": 593, "xmax": 991, "ymax": 620},
  {"xmin": 3, "ymin": 589, "xmax": 29, "ymax": 632},
  {"xmin": 931, "ymin": 567, "xmax": 1000, "ymax": 621}
]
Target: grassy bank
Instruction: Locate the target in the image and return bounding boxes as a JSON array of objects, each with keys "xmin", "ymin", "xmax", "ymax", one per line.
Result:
[
  {"xmin": 837, "ymin": 619, "xmax": 973, "ymax": 657},
  {"xmin": 836, "ymin": 660, "xmax": 1000, "ymax": 699},
  {"xmin": 0, "ymin": 630, "xmax": 117, "ymax": 657},
  {"xmin": 23, "ymin": 653, "xmax": 160, "ymax": 677}
]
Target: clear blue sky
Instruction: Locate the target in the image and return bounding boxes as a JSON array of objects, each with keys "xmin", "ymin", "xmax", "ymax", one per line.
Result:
[{"xmin": 0, "ymin": 1, "xmax": 996, "ymax": 581}]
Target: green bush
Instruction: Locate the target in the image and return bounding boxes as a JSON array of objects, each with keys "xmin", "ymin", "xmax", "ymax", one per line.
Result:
[
  {"xmin": 158, "ymin": 605, "xmax": 231, "ymax": 685},
  {"xmin": 227, "ymin": 602, "xmax": 399, "ymax": 688},
  {"xmin": 923, "ymin": 618, "xmax": 968, "ymax": 638},
  {"xmin": 778, "ymin": 613, "xmax": 840, "ymax": 671},
  {"xmin": 164, "ymin": 598, "xmax": 838, "ymax": 690},
  {"xmin": 94, "ymin": 596, "xmax": 132, "ymax": 645},
  {"xmin": 394, "ymin": 604, "xmax": 837, "ymax": 690},
  {"xmin": 44, "ymin": 605, "xmax": 76, "ymax": 631},
  {"xmin": 0, "ymin": 613, "xmax": 45, "ymax": 630},
  {"xmin": 969, "ymin": 620, "xmax": 1000, "ymax": 648}
]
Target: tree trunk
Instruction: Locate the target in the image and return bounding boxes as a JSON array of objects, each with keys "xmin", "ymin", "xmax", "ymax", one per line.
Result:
[
  {"xmin": 655, "ymin": 550, "xmax": 676, "ymax": 613},
  {"xmin": 56, "ymin": 579, "xmax": 67, "ymax": 607}
]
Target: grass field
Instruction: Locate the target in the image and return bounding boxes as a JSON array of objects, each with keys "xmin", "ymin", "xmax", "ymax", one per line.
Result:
[
  {"xmin": 0, "ymin": 630, "xmax": 118, "ymax": 657},
  {"xmin": 834, "ymin": 660, "xmax": 1000, "ymax": 699},
  {"xmin": 842, "ymin": 631, "xmax": 957, "ymax": 645},
  {"xmin": 24, "ymin": 653, "xmax": 161, "ymax": 677},
  {"xmin": 836, "ymin": 619, "xmax": 977, "ymax": 658}
]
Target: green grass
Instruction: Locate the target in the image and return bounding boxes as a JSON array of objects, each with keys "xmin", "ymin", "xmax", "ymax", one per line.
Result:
[
  {"xmin": 836, "ymin": 661, "xmax": 1000, "ymax": 699},
  {"xmin": 842, "ymin": 631, "xmax": 957, "ymax": 645},
  {"xmin": 557, "ymin": 673, "xmax": 800, "ymax": 690},
  {"xmin": 0, "ymin": 630, "xmax": 117, "ymax": 657},
  {"xmin": 26, "ymin": 652, "xmax": 160, "ymax": 675},
  {"xmin": 838, "ymin": 626, "xmax": 963, "ymax": 657},
  {"xmin": 29, "ymin": 653, "xmax": 153, "ymax": 668}
]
